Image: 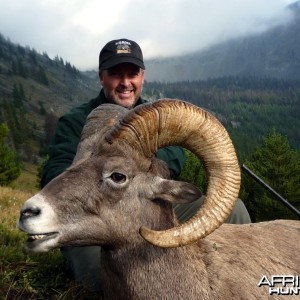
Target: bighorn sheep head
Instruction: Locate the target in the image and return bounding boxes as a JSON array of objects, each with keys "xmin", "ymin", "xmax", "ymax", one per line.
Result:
[
  {"xmin": 107, "ymin": 99, "xmax": 241, "ymax": 247},
  {"xmin": 18, "ymin": 99, "xmax": 240, "ymax": 251}
]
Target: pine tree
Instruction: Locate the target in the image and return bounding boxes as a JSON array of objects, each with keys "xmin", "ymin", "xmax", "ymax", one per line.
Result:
[
  {"xmin": 178, "ymin": 150, "xmax": 208, "ymax": 193},
  {"xmin": 242, "ymin": 129, "xmax": 300, "ymax": 221},
  {"xmin": 12, "ymin": 83, "xmax": 25, "ymax": 108},
  {"xmin": 37, "ymin": 65, "xmax": 49, "ymax": 86},
  {"xmin": 0, "ymin": 123, "xmax": 21, "ymax": 185}
]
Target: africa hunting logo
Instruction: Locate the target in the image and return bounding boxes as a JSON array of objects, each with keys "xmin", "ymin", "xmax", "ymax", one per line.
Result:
[
  {"xmin": 258, "ymin": 275, "xmax": 299, "ymax": 296},
  {"xmin": 115, "ymin": 40, "xmax": 132, "ymax": 54}
]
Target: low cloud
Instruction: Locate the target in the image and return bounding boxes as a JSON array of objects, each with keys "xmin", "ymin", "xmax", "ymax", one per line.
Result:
[{"xmin": 0, "ymin": 0, "xmax": 295, "ymax": 70}]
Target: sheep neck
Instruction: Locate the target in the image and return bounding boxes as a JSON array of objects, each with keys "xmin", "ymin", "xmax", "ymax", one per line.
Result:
[{"xmin": 101, "ymin": 241, "xmax": 211, "ymax": 299}]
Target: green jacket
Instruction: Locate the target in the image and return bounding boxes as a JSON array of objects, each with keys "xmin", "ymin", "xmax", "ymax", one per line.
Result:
[{"xmin": 40, "ymin": 89, "xmax": 185, "ymax": 188}]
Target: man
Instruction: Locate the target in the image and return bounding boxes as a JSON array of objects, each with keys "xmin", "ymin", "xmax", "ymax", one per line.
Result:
[{"xmin": 41, "ymin": 38, "xmax": 251, "ymax": 293}]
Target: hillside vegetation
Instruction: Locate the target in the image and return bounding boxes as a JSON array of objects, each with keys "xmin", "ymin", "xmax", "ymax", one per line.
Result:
[
  {"xmin": 0, "ymin": 33, "xmax": 99, "ymax": 163},
  {"xmin": 144, "ymin": 77, "xmax": 300, "ymax": 160}
]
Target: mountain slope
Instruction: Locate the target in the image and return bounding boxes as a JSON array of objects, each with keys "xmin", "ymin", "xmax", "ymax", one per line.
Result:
[
  {"xmin": 0, "ymin": 34, "xmax": 99, "ymax": 115},
  {"xmin": 0, "ymin": 34, "xmax": 99, "ymax": 161}
]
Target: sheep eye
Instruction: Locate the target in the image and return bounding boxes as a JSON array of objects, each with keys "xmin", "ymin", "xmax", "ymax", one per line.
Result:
[{"xmin": 110, "ymin": 172, "xmax": 127, "ymax": 183}]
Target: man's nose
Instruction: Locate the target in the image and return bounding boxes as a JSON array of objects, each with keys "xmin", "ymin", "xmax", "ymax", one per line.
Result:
[{"xmin": 119, "ymin": 75, "xmax": 131, "ymax": 86}]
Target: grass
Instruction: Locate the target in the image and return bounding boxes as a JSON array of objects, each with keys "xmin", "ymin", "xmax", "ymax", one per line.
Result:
[
  {"xmin": 0, "ymin": 165, "xmax": 98, "ymax": 299},
  {"xmin": 8, "ymin": 162, "xmax": 40, "ymax": 194}
]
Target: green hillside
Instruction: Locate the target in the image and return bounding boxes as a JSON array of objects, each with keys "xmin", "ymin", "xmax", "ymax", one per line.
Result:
[
  {"xmin": 144, "ymin": 77, "xmax": 300, "ymax": 161},
  {"xmin": 0, "ymin": 33, "xmax": 99, "ymax": 162}
]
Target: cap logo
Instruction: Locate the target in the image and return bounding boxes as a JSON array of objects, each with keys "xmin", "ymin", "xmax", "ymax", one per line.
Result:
[{"xmin": 115, "ymin": 40, "xmax": 132, "ymax": 54}]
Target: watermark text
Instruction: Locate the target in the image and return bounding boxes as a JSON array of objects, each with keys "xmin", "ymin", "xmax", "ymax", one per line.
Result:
[{"xmin": 258, "ymin": 275, "xmax": 299, "ymax": 296}]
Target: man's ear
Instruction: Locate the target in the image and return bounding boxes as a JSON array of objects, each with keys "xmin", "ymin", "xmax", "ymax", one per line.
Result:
[{"xmin": 148, "ymin": 177, "xmax": 202, "ymax": 204}]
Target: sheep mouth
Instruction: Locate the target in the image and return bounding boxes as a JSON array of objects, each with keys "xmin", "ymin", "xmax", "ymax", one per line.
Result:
[{"xmin": 26, "ymin": 232, "xmax": 58, "ymax": 243}]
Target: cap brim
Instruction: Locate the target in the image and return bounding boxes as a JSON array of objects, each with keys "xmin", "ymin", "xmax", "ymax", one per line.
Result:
[{"xmin": 100, "ymin": 56, "xmax": 145, "ymax": 70}]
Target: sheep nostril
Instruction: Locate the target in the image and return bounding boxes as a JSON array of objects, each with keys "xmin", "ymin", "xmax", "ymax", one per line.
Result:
[{"xmin": 21, "ymin": 207, "xmax": 41, "ymax": 219}]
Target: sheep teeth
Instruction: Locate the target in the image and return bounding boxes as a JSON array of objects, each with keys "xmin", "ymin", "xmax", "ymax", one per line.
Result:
[
  {"xmin": 28, "ymin": 232, "xmax": 58, "ymax": 241},
  {"xmin": 29, "ymin": 234, "xmax": 46, "ymax": 240}
]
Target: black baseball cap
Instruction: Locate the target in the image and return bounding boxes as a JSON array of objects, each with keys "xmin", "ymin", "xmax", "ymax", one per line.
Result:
[{"xmin": 99, "ymin": 38, "xmax": 145, "ymax": 70}]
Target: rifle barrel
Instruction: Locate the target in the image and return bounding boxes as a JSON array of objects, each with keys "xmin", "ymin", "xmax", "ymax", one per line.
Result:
[{"xmin": 242, "ymin": 164, "xmax": 300, "ymax": 219}]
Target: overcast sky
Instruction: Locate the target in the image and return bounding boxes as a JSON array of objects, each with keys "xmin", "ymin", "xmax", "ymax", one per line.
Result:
[{"xmin": 0, "ymin": 0, "xmax": 296, "ymax": 70}]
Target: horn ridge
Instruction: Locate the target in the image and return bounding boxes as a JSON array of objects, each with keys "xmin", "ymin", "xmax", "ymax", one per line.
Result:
[{"xmin": 107, "ymin": 102, "xmax": 161, "ymax": 157}]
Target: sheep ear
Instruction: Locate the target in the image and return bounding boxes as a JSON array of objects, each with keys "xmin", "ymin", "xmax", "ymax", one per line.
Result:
[{"xmin": 151, "ymin": 178, "xmax": 202, "ymax": 204}]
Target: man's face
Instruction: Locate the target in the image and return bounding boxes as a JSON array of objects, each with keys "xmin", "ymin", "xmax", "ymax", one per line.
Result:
[{"xmin": 99, "ymin": 63, "xmax": 145, "ymax": 108}]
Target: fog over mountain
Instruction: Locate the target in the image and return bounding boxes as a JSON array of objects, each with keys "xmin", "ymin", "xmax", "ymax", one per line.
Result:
[
  {"xmin": 145, "ymin": 1, "xmax": 300, "ymax": 82},
  {"xmin": 0, "ymin": 0, "xmax": 295, "ymax": 70}
]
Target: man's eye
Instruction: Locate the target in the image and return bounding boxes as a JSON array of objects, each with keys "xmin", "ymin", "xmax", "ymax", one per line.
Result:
[
  {"xmin": 110, "ymin": 172, "xmax": 127, "ymax": 183},
  {"xmin": 109, "ymin": 71, "xmax": 120, "ymax": 77}
]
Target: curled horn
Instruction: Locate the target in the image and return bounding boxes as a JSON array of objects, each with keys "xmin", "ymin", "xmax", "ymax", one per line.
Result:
[{"xmin": 106, "ymin": 99, "xmax": 241, "ymax": 248}]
